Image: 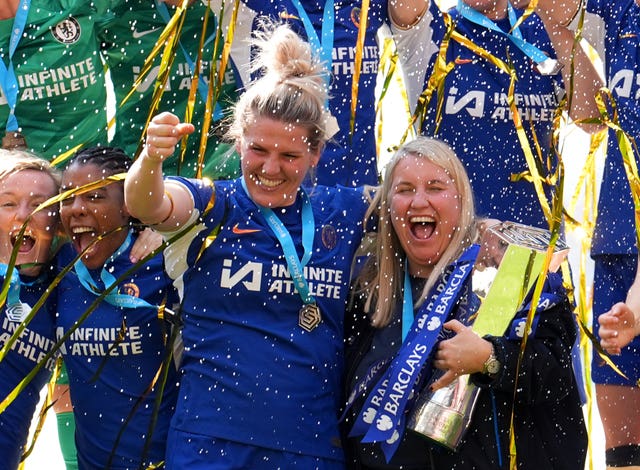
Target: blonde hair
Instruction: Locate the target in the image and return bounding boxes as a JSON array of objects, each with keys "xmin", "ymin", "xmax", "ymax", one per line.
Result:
[
  {"xmin": 0, "ymin": 149, "xmax": 61, "ymax": 188},
  {"xmin": 227, "ymin": 20, "xmax": 331, "ymax": 153},
  {"xmin": 359, "ymin": 137, "xmax": 478, "ymax": 328}
]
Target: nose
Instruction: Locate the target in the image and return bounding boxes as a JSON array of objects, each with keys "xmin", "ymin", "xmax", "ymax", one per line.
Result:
[
  {"xmin": 261, "ymin": 154, "xmax": 280, "ymax": 175},
  {"xmin": 14, "ymin": 202, "xmax": 32, "ymax": 222},
  {"xmin": 410, "ymin": 189, "xmax": 431, "ymax": 209},
  {"xmin": 68, "ymin": 196, "xmax": 87, "ymax": 216}
]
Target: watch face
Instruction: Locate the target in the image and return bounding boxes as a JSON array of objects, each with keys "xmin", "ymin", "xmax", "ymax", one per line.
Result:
[{"xmin": 486, "ymin": 358, "xmax": 501, "ymax": 375}]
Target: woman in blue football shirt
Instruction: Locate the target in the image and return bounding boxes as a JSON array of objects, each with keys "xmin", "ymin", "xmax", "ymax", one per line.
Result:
[
  {"xmin": 125, "ymin": 21, "xmax": 371, "ymax": 469},
  {"xmin": 56, "ymin": 147, "xmax": 179, "ymax": 469},
  {"xmin": 0, "ymin": 150, "xmax": 60, "ymax": 469}
]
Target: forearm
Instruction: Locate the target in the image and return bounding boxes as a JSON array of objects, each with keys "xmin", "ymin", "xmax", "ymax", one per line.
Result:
[
  {"xmin": 626, "ymin": 256, "xmax": 640, "ymax": 337},
  {"xmin": 125, "ymin": 154, "xmax": 170, "ymax": 225},
  {"xmin": 542, "ymin": 19, "xmax": 603, "ymax": 126},
  {"xmin": 532, "ymin": 0, "xmax": 583, "ymax": 27},
  {"xmin": 481, "ymin": 302, "xmax": 577, "ymax": 401}
]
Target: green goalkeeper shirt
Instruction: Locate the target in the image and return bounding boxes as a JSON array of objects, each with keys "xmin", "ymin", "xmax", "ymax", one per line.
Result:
[
  {"xmin": 0, "ymin": 0, "xmax": 108, "ymax": 161},
  {"xmin": 97, "ymin": 0, "xmax": 241, "ymax": 179}
]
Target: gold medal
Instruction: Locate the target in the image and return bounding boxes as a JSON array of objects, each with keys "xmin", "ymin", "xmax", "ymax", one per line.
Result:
[
  {"xmin": 299, "ymin": 303, "xmax": 322, "ymax": 332},
  {"xmin": 2, "ymin": 131, "xmax": 27, "ymax": 150}
]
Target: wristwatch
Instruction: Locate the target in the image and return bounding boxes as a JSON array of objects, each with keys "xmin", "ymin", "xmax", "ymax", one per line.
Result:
[{"xmin": 482, "ymin": 346, "xmax": 501, "ymax": 377}]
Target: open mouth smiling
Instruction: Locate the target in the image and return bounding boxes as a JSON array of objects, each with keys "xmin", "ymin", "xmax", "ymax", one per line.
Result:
[
  {"xmin": 71, "ymin": 226, "xmax": 98, "ymax": 253},
  {"xmin": 72, "ymin": 226, "xmax": 95, "ymax": 235},
  {"xmin": 255, "ymin": 175, "xmax": 284, "ymax": 188},
  {"xmin": 10, "ymin": 231, "xmax": 36, "ymax": 254},
  {"xmin": 409, "ymin": 216, "xmax": 436, "ymax": 240}
]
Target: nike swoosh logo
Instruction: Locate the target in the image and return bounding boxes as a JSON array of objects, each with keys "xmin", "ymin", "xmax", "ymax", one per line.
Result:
[
  {"xmin": 454, "ymin": 58, "xmax": 473, "ymax": 65},
  {"xmin": 232, "ymin": 223, "xmax": 261, "ymax": 235},
  {"xmin": 132, "ymin": 27, "xmax": 161, "ymax": 39}
]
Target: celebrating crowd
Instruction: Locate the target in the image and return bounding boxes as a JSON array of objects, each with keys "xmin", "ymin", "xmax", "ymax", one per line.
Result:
[{"xmin": 1, "ymin": 0, "xmax": 639, "ymax": 469}]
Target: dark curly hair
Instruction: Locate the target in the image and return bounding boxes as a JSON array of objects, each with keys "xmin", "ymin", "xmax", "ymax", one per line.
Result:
[{"xmin": 66, "ymin": 146, "xmax": 132, "ymax": 176}]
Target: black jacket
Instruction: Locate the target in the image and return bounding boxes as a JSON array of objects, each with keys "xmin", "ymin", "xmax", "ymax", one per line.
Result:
[{"xmin": 342, "ymin": 275, "xmax": 587, "ymax": 470}]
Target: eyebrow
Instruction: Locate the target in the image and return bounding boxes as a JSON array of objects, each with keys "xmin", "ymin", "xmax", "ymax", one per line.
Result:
[
  {"xmin": 60, "ymin": 185, "xmax": 108, "ymax": 193},
  {"xmin": 425, "ymin": 178, "xmax": 452, "ymax": 185},
  {"xmin": 0, "ymin": 190, "xmax": 54, "ymax": 198},
  {"xmin": 395, "ymin": 178, "xmax": 451, "ymax": 186}
]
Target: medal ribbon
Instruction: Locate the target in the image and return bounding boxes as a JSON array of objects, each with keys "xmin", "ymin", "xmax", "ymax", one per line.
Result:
[
  {"xmin": 401, "ymin": 268, "xmax": 414, "ymax": 341},
  {"xmin": 154, "ymin": 0, "xmax": 223, "ymax": 120},
  {"xmin": 0, "ymin": 0, "xmax": 30, "ymax": 131},
  {"xmin": 73, "ymin": 230, "xmax": 155, "ymax": 309},
  {"xmin": 351, "ymin": 245, "xmax": 479, "ymax": 445},
  {"xmin": 241, "ymin": 178, "xmax": 316, "ymax": 305},
  {"xmin": 0, "ymin": 263, "xmax": 31, "ymax": 309},
  {"xmin": 457, "ymin": 0, "xmax": 557, "ymax": 72},
  {"xmin": 290, "ymin": 0, "xmax": 334, "ymax": 92}
]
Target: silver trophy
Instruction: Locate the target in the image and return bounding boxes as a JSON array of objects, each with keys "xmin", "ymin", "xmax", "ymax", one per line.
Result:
[{"xmin": 407, "ymin": 222, "xmax": 569, "ymax": 450}]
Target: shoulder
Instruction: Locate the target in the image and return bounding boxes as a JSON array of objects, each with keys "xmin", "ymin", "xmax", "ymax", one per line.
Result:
[
  {"xmin": 308, "ymin": 184, "xmax": 370, "ymax": 222},
  {"xmin": 312, "ymin": 184, "xmax": 371, "ymax": 204},
  {"xmin": 515, "ymin": 8, "xmax": 553, "ymax": 45}
]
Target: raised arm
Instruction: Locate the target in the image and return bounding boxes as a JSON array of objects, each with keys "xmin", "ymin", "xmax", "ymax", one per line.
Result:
[
  {"xmin": 388, "ymin": 0, "xmax": 429, "ymax": 29},
  {"xmin": 124, "ymin": 111, "xmax": 196, "ymax": 231},
  {"xmin": 538, "ymin": 16, "xmax": 603, "ymax": 126},
  {"xmin": 513, "ymin": 0, "xmax": 603, "ymax": 127},
  {"xmin": 521, "ymin": 0, "xmax": 583, "ymax": 27}
]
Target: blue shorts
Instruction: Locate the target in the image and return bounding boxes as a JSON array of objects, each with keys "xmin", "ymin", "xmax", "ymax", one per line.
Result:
[
  {"xmin": 165, "ymin": 429, "xmax": 346, "ymax": 469},
  {"xmin": 591, "ymin": 254, "xmax": 640, "ymax": 385}
]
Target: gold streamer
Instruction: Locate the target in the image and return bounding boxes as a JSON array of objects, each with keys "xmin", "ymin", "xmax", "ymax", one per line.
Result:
[
  {"xmin": 349, "ymin": 0, "xmax": 370, "ymax": 139},
  {"xmin": 118, "ymin": 1, "xmax": 189, "ymax": 160},
  {"xmin": 196, "ymin": 0, "xmax": 241, "ymax": 179},
  {"xmin": 375, "ymin": 31, "xmax": 414, "ymax": 169},
  {"xmin": 17, "ymin": 358, "xmax": 61, "ymax": 466},
  {"xmin": 407, "ymin": 12, "xmax": 457, "ymax": 143},
  {"xmin": 176, "ymin": 1, "xmax": 212, "ymax": 176},
  {"xmin": 407, "ymin": 10, "xmax": 581, "ymax": 467}
]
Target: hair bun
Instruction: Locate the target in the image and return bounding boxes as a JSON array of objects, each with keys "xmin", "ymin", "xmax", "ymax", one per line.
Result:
[{"xmin": 252, "ymin": 20, "xmax": 326, "ymax": 91}]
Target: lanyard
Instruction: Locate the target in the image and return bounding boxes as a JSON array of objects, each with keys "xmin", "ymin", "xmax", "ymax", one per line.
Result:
[
  {"xmin": 154, "ymin": 0, "xmax": 223, "ymax": 120},
  {"xmin": 290, "ymin": 0, "xmax": 334, "ymax": 90},
  {"xmin": 0, "ymin": 262, "xmax": 37, "ymax": 305},
  {"xmin": 241, "ymin": 177, "xmax": 316, "ymax": 305},
  {"xmin": 73, "ymin": 230, "xmax": 155, "ymax": 309},
  {"xmin": 0, "ymin": 0, "xmax": 30, "ymax": 131},
  {"xmin": 457, "ymin": 0, "xmax": 560, "ymax": 75},
  {"xmin": 0, "ymin": 262, "xmax": 40, "ymax": 321},
  {"xmin": 401, "ymin": 267, "xmax": 413, "ymax": 341}
]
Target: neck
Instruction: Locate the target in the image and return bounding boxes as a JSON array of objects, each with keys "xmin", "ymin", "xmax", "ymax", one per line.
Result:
[
  {"xmin": 18, "ymin": 265, "xmax": 43, "ymax": 278},
  {"xmin": 408, "ymin": 262, "xmax": 432, "ymax": 279},
  {"xmin": 0, "ymin": 0, "xmax": 18, "ymax": 20},
  {"xmin": 81, "ymin": 231, "xmax": 130, "ymax": 270}
]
